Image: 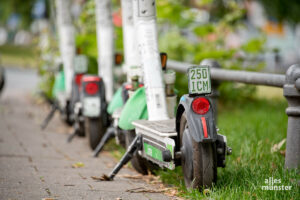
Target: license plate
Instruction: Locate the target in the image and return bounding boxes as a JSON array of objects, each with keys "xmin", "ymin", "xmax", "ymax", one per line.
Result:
[
  {"xmin": 83, "ymin": 97, "xmax": 100, "ymax": 117},
  {"xmin": 188, "ymin": 66, "xmax": 211, "ymax": 95},
  {"xmin": 74, "ymin": 55, "xmax": 88, "ymax": 74}
]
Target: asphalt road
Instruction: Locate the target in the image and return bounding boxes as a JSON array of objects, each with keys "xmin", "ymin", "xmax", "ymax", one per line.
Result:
[{"xmin": 0, "ymin": 68, "xmax": 171, "ymax": 200}]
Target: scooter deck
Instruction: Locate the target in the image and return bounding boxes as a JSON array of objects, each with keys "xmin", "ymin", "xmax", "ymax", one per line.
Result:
[{"xmin": 132, "ymin": 119, "xmax": 176, "ymax": 137}]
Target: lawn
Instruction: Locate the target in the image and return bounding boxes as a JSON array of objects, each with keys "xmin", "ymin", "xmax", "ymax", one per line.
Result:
[
  {"xmin": 156, "ymin": 99, "xmax": 299, "ymax": 200},
  {"xmin": 0, "ymin": 44, "xmax": 38, "ymax": 68}
]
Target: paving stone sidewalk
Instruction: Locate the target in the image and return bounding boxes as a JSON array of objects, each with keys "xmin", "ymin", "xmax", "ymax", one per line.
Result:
[{"xmin": 0, "ymin": 68, "xmax": 171, "ymax": 200}]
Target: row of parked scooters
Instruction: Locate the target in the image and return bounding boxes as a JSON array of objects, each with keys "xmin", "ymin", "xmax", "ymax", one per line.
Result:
[{"xmin": 41, "ymin": 0, "xmax": 231, "ymax": 190}]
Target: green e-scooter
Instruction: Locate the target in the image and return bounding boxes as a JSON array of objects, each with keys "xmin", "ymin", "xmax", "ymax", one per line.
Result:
[{"xmin": 100, "ymin": 0, "xmax": 231, "ymax": 190}]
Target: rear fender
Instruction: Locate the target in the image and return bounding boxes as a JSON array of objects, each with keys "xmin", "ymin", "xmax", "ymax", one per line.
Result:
[
  {"xmin": 176, "ymin": 94, "xmax": 217, "ymax": 145},
  {"xmin": 81, "ymin": 75, "xmax": 107, "ymax": 123}
]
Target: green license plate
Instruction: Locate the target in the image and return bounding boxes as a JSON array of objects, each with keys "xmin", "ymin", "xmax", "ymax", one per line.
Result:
[{"xmin": 188, "ymin": 66, "xmax": 211, "ymax": 95}]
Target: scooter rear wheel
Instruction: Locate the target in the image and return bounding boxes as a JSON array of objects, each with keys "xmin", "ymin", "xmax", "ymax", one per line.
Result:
[
  {"xmin": 180, "ymin": 112, "xmax": 217, "ymax": 190},
  {"xmin": 85, "ymin": 117, "xmax": 105, "ymax": 150}
]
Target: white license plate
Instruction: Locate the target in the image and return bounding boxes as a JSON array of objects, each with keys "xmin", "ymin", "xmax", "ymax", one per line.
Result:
[
  {"xmin": 74, "ymin": 55, "xmax": 88, "ymax": 74},
  {"xmin": 83, "ymin": 97, "xmax": 101, "ymax": 117},
  {"xmin": 188, "ymin": 66, "xmax": 211, "ymax": 95}
]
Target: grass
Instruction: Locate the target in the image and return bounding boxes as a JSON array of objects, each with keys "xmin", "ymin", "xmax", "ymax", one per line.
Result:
[
  {"xmin": 155, "ymin": 99, "xmax": 299, "ymax": 199},
  {"xmin": 0, "ymin": 44, "xmax": 38, "ymax": 68}
]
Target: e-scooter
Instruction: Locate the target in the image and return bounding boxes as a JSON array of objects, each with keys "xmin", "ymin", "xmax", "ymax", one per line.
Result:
[
  {"xmin": 93, "ymin": 0, "xmax": 144, "ymax": 155},
  {"xmin": 41, "ymin": 0, "xmax": 76, "ymax": 129},
  {"xmin": 100, "ymin": 0, "xmax": 231, "ymax": 190}
]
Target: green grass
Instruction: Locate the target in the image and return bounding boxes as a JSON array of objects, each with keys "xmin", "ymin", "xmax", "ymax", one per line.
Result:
[
  {"xmin": 0, "ymin": 44, "xmax": 38, "ymax": 68},
  {"xmin": 155, "ymin": 99, "xmax": 299, "ymax": 199}
]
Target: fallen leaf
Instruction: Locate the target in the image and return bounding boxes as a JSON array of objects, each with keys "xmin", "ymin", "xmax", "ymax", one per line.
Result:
[
  {"xmin": 280, "ymin": 150, "xmax": 286, "ymax": 157},
  {"xmin": 118, "ymin": 174, "xmax": 143, "ymax": 179},
  {"xmin": 116, "ymin": 198, "xmax": 122, "ymax": 200},
  {"xmin": 126, "ymin": 187, "xmax": 168, "ymax": 193},
  {"xmin": 203, "ymin": 188, "xmax": 211, "ymax": 196},
  {"xmin": 271, "ymin": 139, "xmax": 286, "ymax": 153},
  {"xmin": 88, "ymin": 184, "xmax": 93, "ymax": 190},
  {"xmin": 72, "ymin": 162, "xmax": 84, "ymax": 168},
  {"xmin": 91, "ymin": 174, "xmax": 111, "ymax": 181},
  {"xmin": 78, "ymin": 173, "xmax": 87, "ymax": 180},
  {"xmin": 271, "ymin": 162, "xmax": 277, "ymax": 169}
]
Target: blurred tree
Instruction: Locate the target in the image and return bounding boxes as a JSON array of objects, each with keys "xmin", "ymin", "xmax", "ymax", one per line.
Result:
[
  {"xmin": 0, "ymin": 0, "xmax": 36, "ymax": 29},
  {"xmin": 157, "ymin": 0, "xmax": 265, "ymax": 100},
  {"xmin": 258, "ymin": 0, "xmax": 300, "ymax": 25}
]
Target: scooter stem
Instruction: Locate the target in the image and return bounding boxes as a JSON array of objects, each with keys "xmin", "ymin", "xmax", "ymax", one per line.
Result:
[
  {"xmin": 133, "ymin": 0, "xmax": 169, "ymax": 121},
  {"xmin": 55, "ymin": 0, "xmax": 75, "ymax": 98},
  {"xmin": 95, "ymin": 0, "xmax": 114, "ymax": 101},
  {"xmin": 121, "ymin": 0, "xmax": 141, "ymax": 81}
]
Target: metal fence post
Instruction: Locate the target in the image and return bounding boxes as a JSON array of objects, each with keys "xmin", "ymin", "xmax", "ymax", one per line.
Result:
[
  {"xmin": 200, "ymin": 59, "xmax": 221, "ymax": 122},
  {"xmin": 283, "ymin": 64, "xmax": 300, "ymax": 169}
]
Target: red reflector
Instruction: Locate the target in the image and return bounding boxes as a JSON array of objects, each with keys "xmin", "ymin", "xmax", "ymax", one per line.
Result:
[
  {"xmin": 124, "ymin": 84, "xmax": 132, "ymax": 90},
  {"xmin": 192, "ymin": 97, "xmax": 210, "ymax": 115},
  {"xmin": 124, "ymin": 84, "xmax": 144, "ymax": 90},
  {"xmin": 85, "ymin": 82, "xmax": 99, "ymax": 95},
  {"xmin": 201, "ymin": 117, "xmax": 208, "ymax": 138},
  {"xmin": 82, "ymin": 76, "xmax": 101, "ymax": 82},
  {"xmin": 75, "ymin": 74, "xmax": 84, "ymax": 86}
]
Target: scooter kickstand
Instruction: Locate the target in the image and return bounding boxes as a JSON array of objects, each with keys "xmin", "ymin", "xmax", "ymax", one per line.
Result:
[
  {"xmin": 102, "ymin": 135, "xmax": 141, "ymax": 181},
  {"xmin": 67, "ymin": 130, "xmax": 77, "ymax": 143},
  {"xmin": 67, "ymin": 122, "xmax": 80, "ymax": 143},
  {"xmin": 41, "ymin": 104, "xmax": 57, "ymax": 130},
  {"xmin": 93, "ymin": 127, "xmax": 115, "ymax": 157}
]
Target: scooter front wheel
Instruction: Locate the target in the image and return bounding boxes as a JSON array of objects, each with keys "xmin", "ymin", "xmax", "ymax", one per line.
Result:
[
  {"xmin": 180, "ymin": 112, "xmax": 217, "ymax": 190},
  {"xmin": 85, "ymin": 117, "xmax": 105, "ymax": 150}
]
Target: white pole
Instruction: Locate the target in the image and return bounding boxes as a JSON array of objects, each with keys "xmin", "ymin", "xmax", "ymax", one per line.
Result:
[
  {"xmin": 133, "ymin": 0, "xmax": 168, "ymax": 121},
  {"xmin": 95, "ymin": 0, "xmax": 114, "ymax": 101},
  {"xmin": 121, "ymin": 0, "xmax": 141, "ymax": 81},
  {"xmin": 55, "ymin": 0, "xmax": 75, "ymax": 98}
]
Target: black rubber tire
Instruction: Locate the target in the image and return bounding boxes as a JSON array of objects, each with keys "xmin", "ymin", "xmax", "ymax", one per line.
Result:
[
  {"xmin": 125, "ymin": 130, "xmax": 149, "ymax": 175},
  {"xmin": 0, "ymin": 67, "xmax": 5, "ymax": 94},
  {"xmin": 85, "ymin": 117, "xmax": 105, "ymax": 150},
  {"xmin": 61, "ymin": 101, "xmax": 73, "ymax": 126},
  {"xmin": 180, "ymin": 112, "xmax": 217, "ymax": 190},
  {"xmin": 77, "ymin": 121, "xmax": 85, "ymax": 137}
]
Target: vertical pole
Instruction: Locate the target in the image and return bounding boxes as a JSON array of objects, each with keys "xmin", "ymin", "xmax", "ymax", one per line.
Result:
[
  {"xmin": 95, "ymin": 0, "xmax": 114, "ymax": 101},
  {"xmin": 121, "ymin": 0, "xmax": 141, "ymax": 81},
  {"xmin": 283, "ymin": 64, "xmax": 300, "ymax": 169},
  {"xmin": 55, "ymin": 0, "xmax": 75, "ymax": 98},
  {"xmin": 133, "ymin": 0, "xmax": 168, "ymax": 121}
]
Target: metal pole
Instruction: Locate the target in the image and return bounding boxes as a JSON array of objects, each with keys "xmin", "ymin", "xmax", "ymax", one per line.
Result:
[
  {"xmin": 55, "ymin": 0, "xmax": 75, "ymax": 98},
  {"xmin": 283, "ymin": 64, "xmax": 300, "ymax": 169},
  {"xmin": 121, "ymin": 0, "xmax": 141, "ymax": 81},
  {"xmin": 168, "ymin": 60, "xmax": 285, "ymax": 88},
  {"xmin": 133, "ymin": 0, "xmax": 168, "ymax": 121},
  {"xmin": 95, "ymin": 0, "xmax": 114, "ymax": 101}
]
